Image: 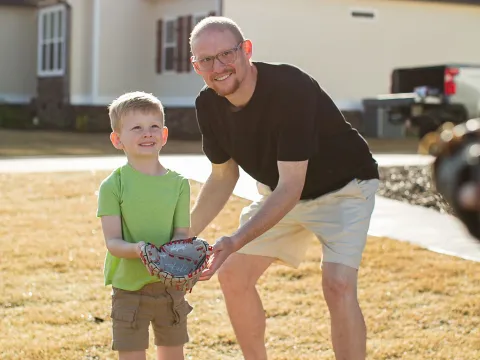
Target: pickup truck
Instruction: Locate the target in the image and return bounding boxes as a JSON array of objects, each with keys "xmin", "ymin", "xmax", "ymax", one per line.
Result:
[{"xmin": 362, "ymin": 64, "xmax": 480, "ymax": 138}]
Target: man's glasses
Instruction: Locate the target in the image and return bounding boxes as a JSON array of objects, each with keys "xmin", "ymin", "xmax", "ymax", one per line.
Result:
[{"xmin": 191, "ymin": 41, "xmax": 244, "ymax": 72}]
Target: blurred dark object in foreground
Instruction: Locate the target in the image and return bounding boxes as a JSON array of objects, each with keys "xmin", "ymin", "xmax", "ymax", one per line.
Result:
[{"xmin": 419, "ymin": 118, "xmax": 480, "ymax": 241}]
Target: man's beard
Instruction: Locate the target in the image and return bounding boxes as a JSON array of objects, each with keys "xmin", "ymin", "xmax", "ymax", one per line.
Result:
[
  {"xmin": 210, "ymin": 70, "xmax": 241, "ymax": 97},
  {"xmin": 213, "ymin": 78, "xmax": 241, "ymax": 97}
]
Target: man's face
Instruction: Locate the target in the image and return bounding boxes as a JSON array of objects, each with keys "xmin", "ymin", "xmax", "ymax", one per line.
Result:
[{"xmin": 191, "ymin": 29, "xmax": 249, "ymax": 97}]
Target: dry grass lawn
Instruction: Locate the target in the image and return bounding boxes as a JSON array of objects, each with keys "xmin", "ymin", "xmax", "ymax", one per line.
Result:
[
  {"xmin": 0, "ymin": 129, "xmax": 420, "ymax": 158},
  {"xmin": 0, "ymin": 129, "xmax": 203, "ymax": 157},
  {"xmin": 1, "ymin": 171, "xmax": 479, "ymax": 359}
]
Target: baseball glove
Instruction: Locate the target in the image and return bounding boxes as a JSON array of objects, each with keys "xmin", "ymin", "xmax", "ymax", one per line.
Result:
[{"xmin": 139, "ymin": 236, "xmax": 213, "ymax": 292}]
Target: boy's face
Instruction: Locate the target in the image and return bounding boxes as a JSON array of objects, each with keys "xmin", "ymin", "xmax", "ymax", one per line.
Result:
[{"xmin": 110, "ymin": 110, "xmax": 168, "ymax": 158}]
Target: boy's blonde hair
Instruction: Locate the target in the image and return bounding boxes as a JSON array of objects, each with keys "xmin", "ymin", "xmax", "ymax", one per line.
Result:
[
  {"xmin": 108, "ymin": 91, "xmax": 165, "ymax": 132},
  {"xmin": 189, "ymin": 16, "xmax": 245, "ymax": 49}
]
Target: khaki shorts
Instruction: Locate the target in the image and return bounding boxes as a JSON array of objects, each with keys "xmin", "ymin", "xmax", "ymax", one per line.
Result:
[
  {"xmin": 237, "ymin": 178, "xmax": 379, "ymax": 269},
  {"xmin": 110, "ymin": 282, "xmax": 193, "ymax": 352}
]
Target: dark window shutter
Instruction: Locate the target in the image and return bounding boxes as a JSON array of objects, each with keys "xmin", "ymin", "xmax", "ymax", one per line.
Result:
[
  {"xmin": 156, "ymin": 19, "xmax": 163, "ymax": 73},
  {"xmin": 176, "ymin": 16, "xmax": 184, "ymax": 72},
  {"xmin": 186, "ymin": 15, "xmax": 193, "ymax": 72}
]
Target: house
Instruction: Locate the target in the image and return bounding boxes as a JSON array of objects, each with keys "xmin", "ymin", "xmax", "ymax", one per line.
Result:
[{"xmin": 1, "ymin": 0, "xmax": 480, "ymax": 138}]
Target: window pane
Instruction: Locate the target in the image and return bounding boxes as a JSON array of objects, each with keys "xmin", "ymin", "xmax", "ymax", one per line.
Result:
[
  {"xmin": 165, "ymin": 47, "xmax": 175, "ymax": 70},
  {"xmin": 49, "ymin": 43, "xmax": 55, "ymax": 70},
  {"xmin": 42, "ymin": 13, "xmax": 48, "ymax": 41},
  {"xmin": 57, "ymin": 41, "xmax": 63, "ymax": 71},
  {"xmin": 50, "ymin": 12, "xmax": 55, "ymax": 39},
  {"xmin": 42, "ymin": 44, "xmax": 48, "ymax": 71},
  {"xmin": 57, "ymin": 10, "xmax": 63, "ymax": 39},
  {"xmin": 166, "ymin": 21, "xmax": 175, "ymax": 43}
]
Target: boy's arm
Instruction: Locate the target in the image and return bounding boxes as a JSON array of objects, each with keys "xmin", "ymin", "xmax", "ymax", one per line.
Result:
[
  {"xmin": 171, "ymin": 227, "xmax": 190, "ymax": 241},
  {"xmin": 190, "ymin": 158, "xmax": 239, "ymax": 236},
  {"xmin": 101, "ymin": 215, "xmax": 144, "ymax": 258}
]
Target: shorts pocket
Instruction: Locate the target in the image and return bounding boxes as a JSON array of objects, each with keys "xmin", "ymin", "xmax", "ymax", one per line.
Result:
[
  {"xmin": 111, "ymin": 289, "xmax": 141, "ymax": 329},
  {"xmin": 354, "ymin": 178, "xmax": 379, "ymax": 200}
]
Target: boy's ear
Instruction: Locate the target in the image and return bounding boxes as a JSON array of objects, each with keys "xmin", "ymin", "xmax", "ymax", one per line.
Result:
[
  {"xmin": 162, "ymin": 126, "xmax": 169, "ymax": 146},
  {"xmin": 110, "ymin": 132, "xmax": 123, "ymax": 150}
]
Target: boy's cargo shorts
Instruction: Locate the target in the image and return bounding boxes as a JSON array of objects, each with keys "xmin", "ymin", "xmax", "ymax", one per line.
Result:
[
  {"xmin": 110, "ymin": 282, "xmax": 193, "ymax": 351},
  {"xmin": 237, "ymin": 178, "xmax": 379, "ymax": 270}
]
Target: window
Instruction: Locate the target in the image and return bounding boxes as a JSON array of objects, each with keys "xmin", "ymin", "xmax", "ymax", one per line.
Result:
[
  {"xmin": 156, "ymin": 11, "xmax": 216, "ymax": 74},
  {"xmin": 38, "ymin": 5, "xmax": 66, "ymax": 77},
  {"xmin": 163, "ymin": 19, "xmax": 177, "ymax": 72}
]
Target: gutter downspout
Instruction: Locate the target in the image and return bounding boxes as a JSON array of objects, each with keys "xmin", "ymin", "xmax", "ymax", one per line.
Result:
[
  {"xmin": 91, "ymin": 0, "xmax": 100, "ymax": 104},
  {"xmin": 217, "ymin": 0, "xmax": 222, "ymax": 15}
]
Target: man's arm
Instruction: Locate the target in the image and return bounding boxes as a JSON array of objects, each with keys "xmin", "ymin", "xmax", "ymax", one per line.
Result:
[
  {"xmin": 198, "ymin": 160, "xmax": 307, "ymax": 280},
  {"xmin": 190, "ymin": 158, "xmax": 240, "ymax": 236},
  {"xmin": 230, "ymin": 160, "xmax": 308, "ymax": 250},
  {"xmin": 101, "ymin": 215, "xmax": 143, "ymax": 258}
]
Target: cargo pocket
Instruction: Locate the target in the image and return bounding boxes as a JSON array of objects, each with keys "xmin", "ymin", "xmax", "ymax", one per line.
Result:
[
  {"xmin": 164, "ymin": 288, "xmax": 194, "ymax": 327},
  {"xmin": 111, "ymin": 288, "xmax": 141, "ymax": 330}
]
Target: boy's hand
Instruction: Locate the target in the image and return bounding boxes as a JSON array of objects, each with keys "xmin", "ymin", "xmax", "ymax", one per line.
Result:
[{"xmin": 135, "ymin": 241, "xmax": 146, "ymax": 258}]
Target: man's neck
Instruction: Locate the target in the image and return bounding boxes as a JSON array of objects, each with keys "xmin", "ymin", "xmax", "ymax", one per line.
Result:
[{"xmin": 225, "ymin": 63, "xmax": 258, "ymax": 109}]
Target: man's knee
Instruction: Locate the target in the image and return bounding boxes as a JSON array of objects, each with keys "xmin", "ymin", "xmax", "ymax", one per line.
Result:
[
  {"xmin": 217, "ymin": 254, "xmax": 251, "ymax": 293},
  {"xmin": 217, "ymin": 253, "xmax": 273, "ymax": 294},
  {"xmin": 322, "ymin": 262, "xmax": 358, "ymax": 301}
]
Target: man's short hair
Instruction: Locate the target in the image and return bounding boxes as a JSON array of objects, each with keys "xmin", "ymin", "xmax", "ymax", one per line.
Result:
[
  {"xmin": 108, "ymin": 91, "xmax": 165, "ymax": 132},
  {"xmin": 190, "ymin": 16, "xmax": 245, "ymax": 50}
]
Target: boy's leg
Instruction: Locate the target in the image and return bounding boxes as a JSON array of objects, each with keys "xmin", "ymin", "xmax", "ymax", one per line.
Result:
[
  {"xmin": 118, "ymin": 351, "xmax": 146, "ymax": 360},
  {"xmin": 301, "ymin": 178, "xmax": 379, "ymax": 360},
  {"xmin": 220, "ymin": 197, "xmax": 315, "ymax": 360},
  {"xmin": 156, "ymin": 345, "xmax": 184, "ymax": 360},
  {"xmin": 151, "ymin": 285, "xmax": 192, "ymax": 360},
  {"xmin": 110, "ymin": 288, "xmax": 152, "ymax": 357}
]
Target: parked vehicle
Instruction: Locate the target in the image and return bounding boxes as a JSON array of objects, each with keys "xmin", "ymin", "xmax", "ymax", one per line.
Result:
[{"xmin": 362, "ymin": 64, "xmax": 480, "ymax": 138}]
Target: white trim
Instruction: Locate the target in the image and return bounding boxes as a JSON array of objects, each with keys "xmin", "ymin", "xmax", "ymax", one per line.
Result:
[
  {"xmin": 0, "ymin": 94, "xmax": 32, "ymax": 104},
  {"xmin": 70, "ymin": 95, "xmax": 361, "ymax": 111},
  {"xmin": 37, "ymin": 4, "xmax": 67, "ymax": 77},
  {"xmin": 71, "ymin": 95, "xmax": 196, "ymax": 107},
  {"xmin": 91, "ymin": 0, "xmax": 101, "ymax": 102},
  {"xmin": 163, "ymin": 17, "xmax": 177, "ymax": 73}
]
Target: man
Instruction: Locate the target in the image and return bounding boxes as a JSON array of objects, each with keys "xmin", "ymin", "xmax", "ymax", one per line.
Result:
[{"xmin": 188, "ymin": 16, "xmax": 379, "ymax": 360}]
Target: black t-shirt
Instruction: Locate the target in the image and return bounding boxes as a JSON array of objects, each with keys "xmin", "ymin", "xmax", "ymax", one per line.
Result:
[{"xmin": 195, "ymin": 61, "xmax": 379, "ymax": 200}]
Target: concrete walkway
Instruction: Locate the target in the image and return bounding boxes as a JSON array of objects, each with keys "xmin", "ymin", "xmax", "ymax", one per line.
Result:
[{"xmin": 2, "ymin": 153, "xmax": 479, "ymax": 262}]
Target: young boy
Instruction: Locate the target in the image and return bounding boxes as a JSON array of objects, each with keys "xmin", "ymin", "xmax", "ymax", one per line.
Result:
[{"xmin": 96, "ymin": 91, "xmax": 193, "ymax": 360}]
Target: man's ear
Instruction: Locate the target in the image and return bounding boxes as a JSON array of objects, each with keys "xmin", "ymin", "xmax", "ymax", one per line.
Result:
[
  {"xmin": 110, "ymin": 132, "xmax": 123, "ymax": 150},
  {"xmin": 162, "ymin": 126, "xmax": 169, "ymax": 146},
  {"xmin": 191, "ymin": 56, "xmax": 201, "ymax": 75},
  {"xmin": 243, "ymin": 39, "xmax": 253, "ymax": 59}
]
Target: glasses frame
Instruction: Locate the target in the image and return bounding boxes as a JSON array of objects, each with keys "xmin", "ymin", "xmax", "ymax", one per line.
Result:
[{"xmin": 191, "ymin": 41, "xmax": 245, "ymax": 72}]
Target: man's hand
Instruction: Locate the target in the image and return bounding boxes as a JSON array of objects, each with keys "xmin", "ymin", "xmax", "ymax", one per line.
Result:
[{"xmin": 199, "ymin": 236, "xmax": 238, "ymax": 281}]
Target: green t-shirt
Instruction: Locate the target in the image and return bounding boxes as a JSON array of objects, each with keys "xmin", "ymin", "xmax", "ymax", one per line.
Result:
[{"xmin": 96, "ymin": 164, "xmax": 191, "ymax": 291}]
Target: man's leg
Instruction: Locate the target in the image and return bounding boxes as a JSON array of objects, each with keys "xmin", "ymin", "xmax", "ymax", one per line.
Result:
[
  {"xmin": 217, "ymin": 253, "xmax": 275, "ymax": 360},
  {"xmin": 299, "ymin": 178, "xmax": 379, "ymax": 359},
  {"xmin": 322, "ymin": 262, "xmax": 365, "ymax": 360}
]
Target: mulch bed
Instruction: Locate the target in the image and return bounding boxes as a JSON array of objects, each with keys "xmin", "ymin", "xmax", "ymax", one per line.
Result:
[{"xmin": 377, "ymin": 165, "xmax": 455, "ymax": 215}]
